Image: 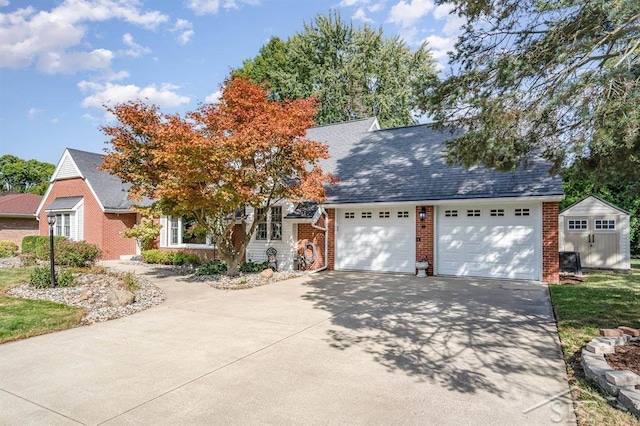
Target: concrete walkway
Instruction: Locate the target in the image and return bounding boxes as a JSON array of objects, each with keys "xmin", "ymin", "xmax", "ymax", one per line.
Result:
[{"xmin": 0, "ymin": 265, "xmax": 575, "ymax": 425}]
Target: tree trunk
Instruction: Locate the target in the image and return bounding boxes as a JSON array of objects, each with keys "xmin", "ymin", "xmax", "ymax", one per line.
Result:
[{"xmin": 226, "ymin": 257, "xmax": 241, "ymax": 277}]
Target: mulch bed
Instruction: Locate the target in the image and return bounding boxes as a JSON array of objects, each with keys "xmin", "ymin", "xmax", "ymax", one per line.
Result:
[{"xmin": 605, "ymin": 341, "xmax": 640, "ymax": 390}]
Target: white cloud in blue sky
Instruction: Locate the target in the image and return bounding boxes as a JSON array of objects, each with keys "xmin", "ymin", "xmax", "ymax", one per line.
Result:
[{"xmin": 0, "ymin": 0, "xmax": 465, "ymax": 164}]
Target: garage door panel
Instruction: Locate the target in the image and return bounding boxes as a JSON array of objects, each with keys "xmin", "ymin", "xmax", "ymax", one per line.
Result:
[
  {"xmin": 337, "ymin": 208, "xmax": 415, "ymax": 273},
  {"xmin": 437, "ymin": 205, "xmax": 540, "ymax": 280}
]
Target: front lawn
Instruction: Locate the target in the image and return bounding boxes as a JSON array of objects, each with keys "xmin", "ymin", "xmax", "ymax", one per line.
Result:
[
  {"xmin": 0, "ymin": 268, "xmax": 85, "ymax": 344},
  {"xmin": 550, "ymin": 272, "xmax": 640, "ymax": 426}
]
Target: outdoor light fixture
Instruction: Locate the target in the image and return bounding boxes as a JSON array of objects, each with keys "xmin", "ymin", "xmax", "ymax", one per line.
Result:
[
  {"xmin": 419, "ymin": 207, "xmax": 427, "ymax": 221},
  {"xmin": 46, "ymin": 213, "xmax": 56, "ymax": 287}
]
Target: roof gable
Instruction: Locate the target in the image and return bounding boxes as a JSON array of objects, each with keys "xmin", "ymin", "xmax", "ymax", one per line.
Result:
[{"xmin": 560, "ymin": 195, "xmax": 629, "ymax": 216}]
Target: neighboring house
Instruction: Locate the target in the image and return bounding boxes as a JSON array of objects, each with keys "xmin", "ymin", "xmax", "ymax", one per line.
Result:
[
  {"xmin": 559, "ymin": 195, "xmax": 631, "ymax": 271},
  {"xmin": 0, "ymin": 193, "xmax": 42, "ymax": 248},
  {"xmin": 36, "ymin": 148, "xmax": 151, "ymax": 260},
  {"xmin": 50, "ymin": 117, "xmax": 564, "ymax": 282}
]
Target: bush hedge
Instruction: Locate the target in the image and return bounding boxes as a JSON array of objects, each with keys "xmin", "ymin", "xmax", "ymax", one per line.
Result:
[
  {"xmin": 54, "ymin": 240, "xmax": 101, "ymax": 267},
  {"xmin": 238, "ymin": 260, "xmax": 269, "ymax": 273},
  {"xmin": 0, "ymin": 240, "xmax": 19, "ymax": 258},
  {"xmin": 195, "ymin": 260, "xmax": 227, "ymax": 276},
  {"xmin": 141, "ymin": 249, "xmax": 202, "ymax": 266},
  {"xmin": 21, "ymin": 235, "xmax": 65, "ymax": 257},
  {"xmin": 30, "ymin": 266, "xmax": 75, "ymax": 288}
]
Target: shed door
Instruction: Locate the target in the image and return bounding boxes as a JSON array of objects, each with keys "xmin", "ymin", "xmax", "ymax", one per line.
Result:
[
  {"xmin": 336, "ymin": 208, "xmax": 415, "ymax": 273},
  {"xmin": 564, "ymin": 216, "xmax": 619, "ymax": 268}
]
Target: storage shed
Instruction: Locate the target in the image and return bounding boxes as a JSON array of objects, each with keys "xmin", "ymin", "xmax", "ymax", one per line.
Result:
[{"xmin": 559, "ymin": 195, "xmax": 631, "ymax": 271}]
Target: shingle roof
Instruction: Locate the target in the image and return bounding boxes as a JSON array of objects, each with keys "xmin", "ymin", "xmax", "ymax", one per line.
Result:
[
  {"xmin": 66, "ymin": 148, "xmax": 152, "ymax": 210},
  {"xmin": 0, "ymin": 193, "xmax": 42, "ymax": 216},
  {"xmin": 45, "ymin": 196, "xmax": 83, "ymax": 211},
  {"xmin": 284, "ymin": 202, "xmax": 320, "ymax": 219},
  {"xmin": 310, "ymin": 122, "xmax": 563, "ymax": 204}
]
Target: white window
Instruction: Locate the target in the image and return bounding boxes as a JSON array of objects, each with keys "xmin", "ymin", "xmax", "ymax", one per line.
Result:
[
  {"xmin": 256, "ymin": 207, "xmax": 282, "ymax": 241},
  {"xmin": 490, "ymin": 209, "xmax": 505, "ymax": 217},
  {"xmin": 344, "ymin": 212, "xmax": 355, "ymax": 219},
  {"xmin": 54, "ymin": 213, "xmax": 72, "ymax": 238},
  {"xmin": 515, "ymin": 208, "xmax": 530, "ymax": 216},
  {"xmin": 567, "ymin": 219, "xmax": 588, "ymax": 230},
  {"xmin": 467, "ymin": 209, "xmax": 481, "ymax": 217},
  {"xmin": 168, "ymin": 215, "xmax": 209, "ymax": 245},
  {"xmin": 379, "ymin": 211, "xmax": 390, "ymax": 218},
  {"xmin": 170, "ymin": 217, "xmax": 180, "ymax": 245},
  {"xmin": 398, "ymin": 211, "xmax": 409, "ymax": 218},
  {"xmin": 445, "ymin": 210, "xmax": 458, "ymax": 217},
  {"xmin": 594, "ymin": 219, "xmax": 615, "ymax": 230},
  {"xmin": 362, "ymin": 212, "xmax": 372, "ymax": 219}
]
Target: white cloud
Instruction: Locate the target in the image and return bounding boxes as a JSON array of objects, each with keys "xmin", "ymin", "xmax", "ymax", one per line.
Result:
[
  {"xmin": 28, "ymin": 108, "xmax": 42, "ymax": 119},
  {"xmin": 122, "ymin": 33, "xmax": 151, "ymax": 58},
  {"xmin": 51, "ymin": 118, "xmax": 59, "ymax": 124},
  {"xmin": 0, "ymin": 1, "xmax": 168, "ymax": 73},
  {"xmin": 78, "ymin": 80, "xmax": 191, "ymax": 109},
  {"xmin": 368, "ymin": 2, "xmax": 384, "ymax": 12},
  {"xmin": 388, "ymin": 0, "xmax": 434, "ymax": 28},
  {"xmin": 0, "ymin": 0, "xmax": 9, "ymax": 7},
  {"xmin": 423, "ymin": 34, "xmax": 456, "ymax": 62},
  {"xmin": 185, "ymin": 0, "xmax": 260, "ymax": 15},
  {"xmin": 172, "ymin": 19, "xmax": 194, "ymax": 45},
  {"xmin": 205, "ymin": 90, "xmax": 221, "ymax": 103},
  {"xmin": 352, "ymin": 8, "xmax": 373, "ymax": 23}
]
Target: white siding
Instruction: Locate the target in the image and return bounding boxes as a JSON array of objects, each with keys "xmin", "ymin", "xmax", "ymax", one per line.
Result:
[
  {"xmin": 56, "ymin": 154, "xmax": 82, "ymax": 180},
  {"xmin": 159, "ymin": 216, "xmax": 168, "ymax": 247},
  {"xmin": 246, "ymin": 202, "xmax": 297, "ymax": 270},
  {"xmin": 562, "ymin": 196, "xmax": 620, "ymax": 216},
  {"xmin": 76, "ymin": 203, "xmax": 84, "ymax": 241},
  {"xmin": 620, "ymin": 215, "xmax": 631, "ymax": 269}
]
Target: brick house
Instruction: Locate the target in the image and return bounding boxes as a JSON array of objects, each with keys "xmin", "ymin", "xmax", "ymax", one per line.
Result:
[
  {"xmin": 0, "ymin": 193, "xmax": 42, "ymax": 248},
  {"xmin": 47, "ymin": 118, "xmax": 563, "ymax": 282}
]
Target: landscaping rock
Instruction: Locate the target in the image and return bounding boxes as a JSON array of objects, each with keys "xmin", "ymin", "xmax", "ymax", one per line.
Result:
[
  {"xmin": 605, "ymin": 370, "xmax": 640, "ymax": 387},
  {"xmin": 600, "ymin": 328, "xmax": 624, "ymax": 337},
  {"xmin": 586, "ymin": 342, "xmax": 616, "ymax": 355},
  {"xmin": 619, "ymin": 326, "xmax": 640, "ymax": 337},
  {"xmin": 259, "ymin": 268, "xmax": 274, "ymax": 279},
  {"xmin": 619, "ymin": 389, "xmax": 640, "ymax": 417},
  {"xmin": 106, "ymin": 289, "xmax": 135, "ymax": 307}
]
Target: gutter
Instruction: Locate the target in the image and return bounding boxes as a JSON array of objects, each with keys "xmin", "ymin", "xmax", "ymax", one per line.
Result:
[{"xmin": 308, "ymin": 207, "xmax": 328, "ymax": 274}]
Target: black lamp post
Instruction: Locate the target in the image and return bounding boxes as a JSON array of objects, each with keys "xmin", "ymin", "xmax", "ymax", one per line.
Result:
[{"xmin": 46, "ymin": 213, "xmax": 56, "ymax": 287}]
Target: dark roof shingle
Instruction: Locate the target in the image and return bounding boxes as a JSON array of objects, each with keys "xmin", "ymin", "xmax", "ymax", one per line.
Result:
[{"xmin": 0, "ymin": 193, "xmax": 42, "ymax": 216}]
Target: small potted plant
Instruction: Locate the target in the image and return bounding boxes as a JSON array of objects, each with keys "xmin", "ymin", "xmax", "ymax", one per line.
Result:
[{"xmin": 415, "ymin": 256, "xmax": 429, "ymax": 277}]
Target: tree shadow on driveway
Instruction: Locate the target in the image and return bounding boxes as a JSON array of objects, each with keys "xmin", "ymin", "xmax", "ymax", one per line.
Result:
[{"xmin": 301, "ymin": 272, "xmax": 565, "ymax": 399}]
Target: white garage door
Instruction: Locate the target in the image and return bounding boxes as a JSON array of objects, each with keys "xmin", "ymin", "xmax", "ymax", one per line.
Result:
[
  {"xmin": 336, "ymin": 208, "xmax": 415, "ymax": 273},
  {"xmin": 437, "ymin": 204, "xmax": 540, "ymax": 280}
]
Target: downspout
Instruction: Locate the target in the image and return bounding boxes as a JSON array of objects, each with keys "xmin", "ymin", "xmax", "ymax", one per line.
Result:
[{"xmin": 308, "ymin": 207, "xmax": 328, "ymax": 274}]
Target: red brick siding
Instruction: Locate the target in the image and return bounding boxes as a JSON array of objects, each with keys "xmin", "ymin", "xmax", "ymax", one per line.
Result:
[
  {"xmin": 415, "ymin": 206, "xmax": 435, "ymax": 276},
  {"xmin": 326, "ymin": 209, "xmax": 335, "ymax": 270},
  {"xmin": 39, "ymin": 178, "xmax": 137, "ymax": 260},
  {"xmin": 297, "ymin": 223, "xmax": 326, "ymax": 269},
  {"xmin": 0, "ymin": 217, "xmax": 40, "ymax": 249},
  {"xmin": 542, "ymin": 202, "xmax": 560, "ymax": 283}
]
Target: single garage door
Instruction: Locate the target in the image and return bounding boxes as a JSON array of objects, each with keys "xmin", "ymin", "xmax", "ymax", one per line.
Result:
[
  {"xmin": 336, "ymin": 208, "xmax": 415, "ymax": 273},
  {"xmin": 437, "ymin": 204, "xmax": 540, "ymax": 280}
]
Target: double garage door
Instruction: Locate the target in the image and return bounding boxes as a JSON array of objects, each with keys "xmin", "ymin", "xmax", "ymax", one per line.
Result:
[{"xmin": 336, "ymin": 204, "xmax": 541, "ymax": 280}]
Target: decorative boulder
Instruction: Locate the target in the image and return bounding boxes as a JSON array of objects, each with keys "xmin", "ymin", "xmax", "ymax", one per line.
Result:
[
  {"xmin": 260, "ymin": 268, "xmax": 274, "ymax": 279},
  {"xmin": 106, "ymin": 289, "xmax": 135, "ymax": 307}
]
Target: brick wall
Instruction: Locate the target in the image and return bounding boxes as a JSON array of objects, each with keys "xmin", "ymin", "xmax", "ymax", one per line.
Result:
[
  {"xmin": 0, "ymin": 217, "xmax": 39, "ymax": 248},
  {"xmin": 542, "ymin": 202, "xmax": 560, "ymax": 284},
  {"xmin": 326, "ymin": 209, "xmax": 335, "ymax": 270},
  {"xmin": 415, "ymin": 206, "xmax": 435, "ymax": 276},
  {"xmin": 39, "ymin": 178, "xmax": 137, "ymax": 260}
]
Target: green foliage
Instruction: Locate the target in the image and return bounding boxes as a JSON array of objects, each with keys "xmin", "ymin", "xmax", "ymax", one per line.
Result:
[
  {"xmin": 195, "ymin": 260, "xmax": 227, "ymax": 276},
  {"xmin": 0, "ymin": 240, "xmax": 19, "ymax": 258},
  {"xmin": 141, "ymin": 249, "xmax": 174, "ymax": 265},
  {"xmin": 234, "ymin": 11, "xmax": 437, "ymax": 128},
  {"xmin": 22, "ymin": 235, "xmax": 65, "ymax": 258},
  {"xmin": 19, "ymin": 253, "xmax": 37, "ymax": 267},
  {"xmin": 123, "ymin": 218, "xmax": 162, "ymax": 250},
  {"xmin": 29, "ymin": 266, "xmax": 74, "ymax": 288},
  {"xmin": 53, "ymin": 240, "xmax": 101, "ymax": 267},
  {"xmin": 426, "ymin": 0, "xmax": 640, "ymax": 182},
  {"xmin": 141, "ymin": 249, "xmax": 201, "ymax": 265},
  {"xmin": 238, "ymin": 260, "xmax": 268, "ymax": 273},
  {"xmin": 0, "ymin": 154, "xmax": 55, "ymax": 195}
]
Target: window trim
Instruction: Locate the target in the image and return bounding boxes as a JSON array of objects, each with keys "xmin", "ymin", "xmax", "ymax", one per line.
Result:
[
  {"xmin": 567, "ymin": 219, "xmax": 588, "ymax": 231},
  {"xmin": 164, "ymin": 215, "xmax": 215, "ymax": 248},
  {"xmin": 594, "ymin": 219, "xmax": 616, "ymax": 231}
]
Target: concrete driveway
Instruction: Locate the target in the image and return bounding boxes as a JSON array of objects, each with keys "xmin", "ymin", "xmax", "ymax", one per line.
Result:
[{"xmin": 0, "ymin": 266, "xmax": 575, "ymax": 425}]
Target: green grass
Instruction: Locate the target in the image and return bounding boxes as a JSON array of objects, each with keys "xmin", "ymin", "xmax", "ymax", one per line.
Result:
[
  {"xmin": 550, "ymin": 272, "xmax": 640, "ymax": 425},
  {"xmin": 0, "ymin": 268, "xmax": 85, "ymax": 344},
  {"xmin": 631, "ymin": 257, "xmax": 640, "ymax": 270}
]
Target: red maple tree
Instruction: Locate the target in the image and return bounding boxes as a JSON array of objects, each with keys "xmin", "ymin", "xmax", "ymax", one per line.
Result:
[{"xmin": 101, "ymin": 76, "xmax": 332, "ymax": 275}]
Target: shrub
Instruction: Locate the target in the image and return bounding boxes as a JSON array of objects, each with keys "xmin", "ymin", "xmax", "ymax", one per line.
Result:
[
  {"xmin": 123, "ymin": 218, "xmax": 162, "ymax": 251},
  {"xmin": 29, "ymin": 266, "xmax": 74, "ymax": 288},
  {"xmin": 54, "ymin": 240, "xmax": 101, "ymax": 267},
  {"xmin": 195, "ymin": 260, "xmax": 227, "ymax": 276},
  {"xmin": 19, "ymin": 253, "xmax": 38, "ymax": 267},
  {"xmin": 141, "ymin": 249, "xmax": 173, "ymax": 265},
  {"xmin": 22, "ymin": 236, "xmax": 63, "ymax": 257},
  {"xmin": 171, "ymin": 251, "xmax": 202, "ymax": 266},
  {"xmin": 0, "ymin": 240, "xmax": 19, "ymax": 257},
  {"xmin": 239, "ymin": 260, "xmax": 268, "ymax": 273}
]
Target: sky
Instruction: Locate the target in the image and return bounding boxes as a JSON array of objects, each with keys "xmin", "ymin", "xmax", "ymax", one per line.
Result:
[{"xmin": 0, "ymin": 0, "xmax": 464, "ymax": 166}]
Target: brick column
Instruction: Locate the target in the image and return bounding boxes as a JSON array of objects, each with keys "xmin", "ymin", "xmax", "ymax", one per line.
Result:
[
  {"xmin": 415, "ymin": 206, "xmax": 434, "ymax": 276},
  {"xmin": 326, "ymin": 208, "xmax": 335, "ymax": 270},
  {"xmin": 542, "ymin": 202, "xmax": 560, "ymax": 283}
]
